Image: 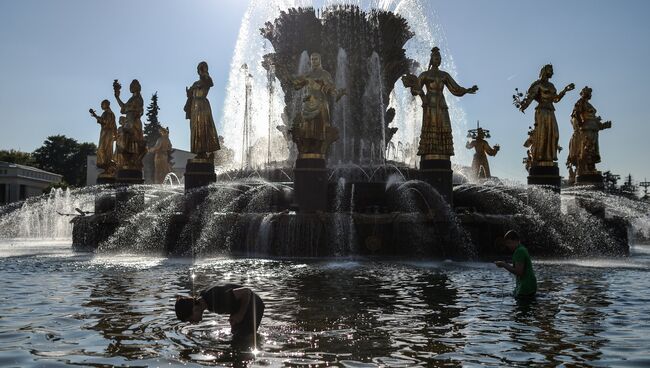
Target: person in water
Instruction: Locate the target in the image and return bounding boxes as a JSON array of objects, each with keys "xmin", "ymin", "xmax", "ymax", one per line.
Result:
[
  {"xmin": 175, "ymin": 284, "xmax": 264, "ymax": 340},
  {"xmin": 495, "ymin": 230, "xmax": 537, "ymax": 298}
]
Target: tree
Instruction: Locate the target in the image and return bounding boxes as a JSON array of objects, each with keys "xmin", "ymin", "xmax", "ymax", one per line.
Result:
[
  {"xmin": 31, "ymin": 135, "xmax": 97, "ymax": 187},
  {"xmin": 144, "ymin": 92, "xmax": 163, "ymax": 148},
  {"xmin": 0, "ymin": 149, "xmax": 35, "ymax": 166}
]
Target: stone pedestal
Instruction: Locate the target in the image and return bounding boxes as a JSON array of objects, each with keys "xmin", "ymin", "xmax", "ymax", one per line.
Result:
[
  {"xmin": 419, "ymin": 157, "xmax": 453, "ymax": 206},
  {"xmin": 294, "ymin": 157, "xmax": 328, "ymax": 213},
  {"xmin": 114, "ymin": 169, "xmax": 144, "ymax": 215},
  {"xmin": 115, "ymin": 185, "xmax": 144, "ymax": 215},
  {"xmin": 96, "ymin": 176, "xmax": 116, "ymax": 185},
  {"xmin": 184, "ymin": 160, "xmax": 217, "ymax": 213},
  {"xmin": 527, "ymin": 164, "xmax": 561, "ymax": 192},
  {"xmin": 115, "ymin": 168, "xmax": 144, "ymax": 185},
  {"xmin": 184, "ymin": 160, "xmax": 216, "ymax": 192},
  {"xmin": 94, "ymin": 191, "xmax": 116, "ymax": 214},
  {"xmin": 95, "ymin": 177, "xmax": 116, "ymax": 214},
  {"xmin": 576, "ymin": 172, "xmax": 604, "ymax": 189}
]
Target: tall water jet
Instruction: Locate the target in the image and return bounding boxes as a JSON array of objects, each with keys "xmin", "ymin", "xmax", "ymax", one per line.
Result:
[{"xmin": 333, "ymin": 47, "xmax": 350, "ymax": 163}]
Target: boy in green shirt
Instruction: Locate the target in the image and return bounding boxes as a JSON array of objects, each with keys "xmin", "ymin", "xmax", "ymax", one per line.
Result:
[{"xmin": 495, "ymin": 230, "xmax": 537, "ymax": 298}]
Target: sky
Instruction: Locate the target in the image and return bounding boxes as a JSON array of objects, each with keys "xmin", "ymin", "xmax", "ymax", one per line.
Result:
[{"xmin": 1, "ymin": 0, "xmax": 649, "ymax": 186}]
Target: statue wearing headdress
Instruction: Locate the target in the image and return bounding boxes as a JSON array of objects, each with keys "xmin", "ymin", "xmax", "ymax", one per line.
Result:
[
  {"xmin": 89, "ymin": 99, "xmax": 117, "ymax": 178},
  {"xmin": 466, "ymin": 127, "xmax": 499, "ymax": 179},
  {"xmin": 185, "ymin": 61, "xmax": 220, "ymax": 161},
  {"xmin": 568, "ymin": 86, "xmax": 612, "ymax": 178},
  {"xmin": 148, "ymin": 126, "xmax": 174, "ymax": 184},
  {"xmin": 402, "ymin": 47, "xmax": 478, "ymax": 158},
  {"xmin": 518, "ymin": 64, "xmax": 574, "ymax": 165},
  {"xmin": 290, "ymin": 53, "xmax": 344, "ymax": 158},
  {"xmin": 113, "ymin": 79, "xmax": 146, "ymax": 170}
]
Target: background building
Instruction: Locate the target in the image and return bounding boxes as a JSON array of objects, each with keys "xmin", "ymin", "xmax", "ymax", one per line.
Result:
[{"xmin": 0, "ymin": 161, "xmax": 63, "ymax": 204}]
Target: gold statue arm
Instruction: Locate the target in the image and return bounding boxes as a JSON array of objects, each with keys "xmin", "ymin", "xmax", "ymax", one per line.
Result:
[
  {"xmin": 148, "ymin": 137, "xmax": 162, "ymax": 153},
  {"xmin": 291, "ymin": 76, "xmax": 308, "ymax": 90},
  {"xmin": 443, "ymin": 72, "xmax": 478, "ymax": 96},
  {"xmin": 401, "ymin": 73, "xmax": 424, "ymax": 99},
  {"xmin": 485, "ymin": 142, "xmax": 499, "ymax": 156},
  {"xmin": 554, "ymin": 83, "xmax": 575, "ymax": 103},
  {"xmin": 519, "ymin": 83, "xmax": 539, "ymax": 112},
  {"xmin": 599, "ymin": 120, "xmax": 613, "ymax": 130},
  {"xmin": 466, "ymin": 140, "xmax": 476, "ymax": 149},
  {"xmin": 202, "ymin": 75, "xmax": 214, "ymax": 88}
]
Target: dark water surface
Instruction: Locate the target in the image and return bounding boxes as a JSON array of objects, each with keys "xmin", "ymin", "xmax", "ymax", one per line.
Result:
[{"xmin": 1, "ymin": 241, "xmax": 649, "ymax": 367}]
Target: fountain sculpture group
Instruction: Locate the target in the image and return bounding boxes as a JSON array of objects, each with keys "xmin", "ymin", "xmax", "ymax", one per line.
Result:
[{"xmin": 73, "ymin": 6, "xmax": 626, "ymax": 258}]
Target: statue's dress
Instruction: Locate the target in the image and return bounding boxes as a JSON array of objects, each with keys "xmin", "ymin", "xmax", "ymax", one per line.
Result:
[
  {"xmin": 151, "ymin": 136, "xmax": 173, "ymax": 183},
  {"xmin": 467, "ymin": 138, "xmax": 498, "ymax": 178},
  {"xmin": 188, "ymin": 77, "xmax": 219, "ymax": 154},
  {"xmin": 418, "ymin": 69, "xmax": 470, "ymax": 157},
  {"xmin": 574, "ymin": 100, "xmax": 602, "ymax": 167},
  {"xmin": 96, "ymin": 109, "xmax": 116, "ymax": 168},
  {"xmin": 526, "ymin": 81, "xmax": 560, "ymax": 162},
  {"xmin": 298, "ymin": 68, "xmax": 334, "ymax": 142},
  {"xmin": 121, "ymin": 94, "xmax": 145, "ymax": 165}
]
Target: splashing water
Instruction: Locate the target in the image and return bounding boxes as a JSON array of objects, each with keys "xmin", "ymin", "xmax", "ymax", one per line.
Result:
[
  {"xmin": 0, "ymin": 187, "xmax": 96, "ymax": 239},
  {"xmin": 221, "ymin": 0, "xmax": 470, "ymax": 168}
]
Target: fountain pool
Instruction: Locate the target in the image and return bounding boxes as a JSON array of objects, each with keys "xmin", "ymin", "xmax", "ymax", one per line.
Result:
[{"xmin": 1, "ymin": 240, "xmax": 649, "ymax": 367}]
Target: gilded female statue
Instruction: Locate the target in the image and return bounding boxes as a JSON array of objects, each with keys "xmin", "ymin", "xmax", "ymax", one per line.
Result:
[
  {"xmin": 148, "ymin": 126, "xmax": 173, "ymax": 184},
  {"xmin": 466, "ymin": 128, "xmax": 499, "ymax": 178},
  {"xmin": 113, "ymin": 79, "xmax": 146, "ymax": 169},
  {"xmin": 290, "ymin": 53, "xmax": 343, "ymax": 157},
  {"xmin": 402, "ymin": 47, "xmax": 478, "ymax": 158},
  {"xmin": 568, "ymin": 86, "xmax": 612, "ymax": 176},
  {"xmin": 518, "ymin": 65, "xmax": 574, "ymax": 165},
  {"xmin": 185, "ymin": 61, "xmax": 219, "ymax": 160},
  {"xmin": 89, "ymin": 99, "xmax": 116, "ymax": 177}
]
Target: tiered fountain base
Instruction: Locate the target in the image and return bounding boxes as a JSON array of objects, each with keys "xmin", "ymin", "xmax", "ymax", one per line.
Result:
[{"xmin": 72, "ymin": 165, "xmax": 630, "ymax": 259}]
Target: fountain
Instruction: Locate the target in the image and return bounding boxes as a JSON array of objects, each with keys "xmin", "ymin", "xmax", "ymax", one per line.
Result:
[{"xmin": 0, "ymin": 3, "xmax": 644, "ymax": 261}]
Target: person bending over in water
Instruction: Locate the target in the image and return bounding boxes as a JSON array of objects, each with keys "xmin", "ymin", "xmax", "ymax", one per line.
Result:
[
  {"xmin": 495, "ymin": 230, "xmax": 537, "ymax": 298},
  {"xmin": 175, "ymin": 284, "xmax": 264, "ymax": 342}
]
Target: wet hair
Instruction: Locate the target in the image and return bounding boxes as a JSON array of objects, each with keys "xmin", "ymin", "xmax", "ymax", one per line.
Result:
[
  {"xmin": 504, "ymin": 230, "xmax": 520, "ymax": 242},
  {"xmin": 175, "ymin": 296, "xmax": 194, "ymax": 321}
]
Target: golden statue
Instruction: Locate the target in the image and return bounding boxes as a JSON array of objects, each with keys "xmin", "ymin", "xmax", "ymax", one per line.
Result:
[
  {"xmin": 523, "ymin": 126, "xmax": 535, "ymax": 172},
  {"xmin": 185, "ymin": 61, "xmax": 220, "ymax": 161},
  {"xmin": 466, "ymin": 127, "xmax": 499, "ymax": 179},
  {"xmin": 567, "ymin": 86, "xmax": 612, "ymax": 178},
  {"xmin": 89, "ymin": 99, "xmax": 117, "ymax": 178},
  {"xmin": 113, "ymin": 79, "xmax": 146, "ymax": 170},
  {"xmin": 402, "ymin": 47, "xmax": 478, "ymax": 159},
  {"xmin": 148, "ymin": 126, "xmax": 174, "ymax": 184},
  {"xmin": 290, "ymin": 53, "xmax": 343, "ymax": 158},
  {"xmin": 518, "ymin": 64, "xmax": 574, "ymax": 165}
]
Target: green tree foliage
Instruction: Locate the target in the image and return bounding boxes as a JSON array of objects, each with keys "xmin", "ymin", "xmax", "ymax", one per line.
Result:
[
  {"xmin": 0, "ymin": 149, "xmax": 35, "ymax": 165},
  {"xmin": 31, "ymin": 135, "xmax": 97, "ymax": 187},
  {"xmin": 144, "ymin": 92, "xmax": 162, "ymax": 148}
]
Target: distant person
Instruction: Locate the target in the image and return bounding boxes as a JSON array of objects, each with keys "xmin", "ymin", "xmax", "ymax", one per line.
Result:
[
  {"xmin": 175, "ymin": 283, "xmax": 264, "ymax": 342},
  {"xmin": 495, "ymin": 230, "xmax": 537, "ymax": 298}
]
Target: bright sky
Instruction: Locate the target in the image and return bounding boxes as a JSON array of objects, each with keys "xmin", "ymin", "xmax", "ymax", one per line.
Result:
[{"xmin": 1, "ymin": 0, "xmax": 649, "ymax": 185}]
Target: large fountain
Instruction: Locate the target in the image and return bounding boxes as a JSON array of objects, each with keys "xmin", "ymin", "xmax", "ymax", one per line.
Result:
[{"xmin": 1, "ymin": 3, "xmax": 647, "ymax": 261}]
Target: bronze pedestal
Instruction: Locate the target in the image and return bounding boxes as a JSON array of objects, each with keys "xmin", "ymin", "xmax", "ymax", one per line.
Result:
[
  {"xmin": 527, "ymin": 165, "xmax": 561, "ymax": 192},
  {"xmin": 184, "ymin": 160, "xmax": 216, "ymax": 192},
  {"xmin": 294, "ymin": 157, "xmax": 328, "ymax": 213},
  {"xmin": 576, "ymin": 172, "xmax": 604, "ymax": 189},
  {"xmin": 419, "ymin": 157, "xmax": 453, "ymax": 206}
]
